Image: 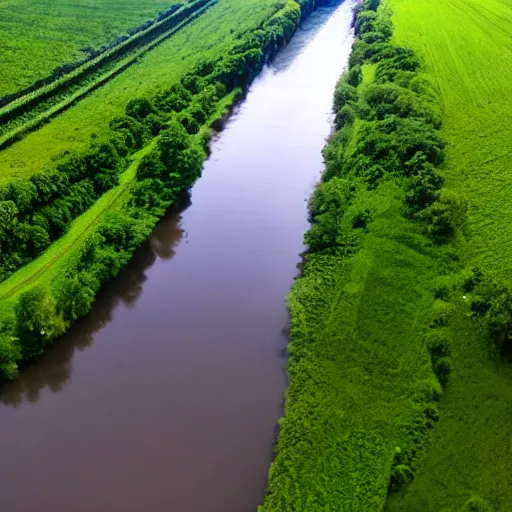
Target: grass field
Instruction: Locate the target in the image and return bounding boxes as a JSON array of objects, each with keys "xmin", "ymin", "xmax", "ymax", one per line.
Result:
[
  {"xmin": 0, "ymin": 0, "xmax": 279, "ymax": 185},
  {"xmin": 384, "ymin": 0, "xmax": 512, "ymax": 510},
  {"xmin": 0, "ymin": 0, "xmax": 184, "ymax": 97},
  {"xmin": 389, "ymin": 0, "xmax": 512, "ymax": 277}
]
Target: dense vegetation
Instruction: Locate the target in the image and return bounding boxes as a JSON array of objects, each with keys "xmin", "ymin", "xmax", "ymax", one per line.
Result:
[
  {"xmin": 0, "ymin": 0, "xmax": 285, "ymax": 184},
  {"xmin": 0, "ymin": 0, "xmax": 324, "ymax": 378}
]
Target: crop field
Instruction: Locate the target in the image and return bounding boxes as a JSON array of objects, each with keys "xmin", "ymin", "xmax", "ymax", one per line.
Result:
[
  {"xmin": 0, "ymin": 0, "xmax": 185, "ymax": 98},
  {"xmin": 0, "ymin": 0, "xmax": 279, "ymax": 185},
  {"xmin": 384, "ymin": 0, "xmax": 512, "ymax": 510}
]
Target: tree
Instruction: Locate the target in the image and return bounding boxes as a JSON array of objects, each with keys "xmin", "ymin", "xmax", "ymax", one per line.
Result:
[
  {"xmin": 15, "ymin": 286, "xmax": 66, "ymax": 358},
  {"xmin": 0, "ymin": 330, "xmax": 21, "ymax": 380},
  {"xmin": 57, "ymin": 272, "xmax": 98, "ymax": 322}
]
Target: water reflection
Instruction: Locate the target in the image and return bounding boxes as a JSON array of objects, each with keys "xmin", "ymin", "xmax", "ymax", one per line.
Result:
[{"xmin": 0, "ymin": 196, "xmax": 188, "ymax": 407}]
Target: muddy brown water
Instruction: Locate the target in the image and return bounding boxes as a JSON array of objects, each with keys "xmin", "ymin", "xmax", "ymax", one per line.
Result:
[{"xmin": 0, "ymin": 3, "xmax": 355, "ymax": 511}]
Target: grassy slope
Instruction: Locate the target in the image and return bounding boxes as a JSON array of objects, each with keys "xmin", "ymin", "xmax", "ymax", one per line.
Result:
[
  {"xmin": 261, "ymin": 65, "xmax": 442, "ymax": 512},
  {"xmin": 385, "ymin": 0, "xmax": 512, "ymax": 510},
  {"xmin": 0, "ymin": 0, "xmax": 182, "ymax": 97},
  {"xmin": 0, "ymin": 0, "xmax": 278, "ymax": 184}
]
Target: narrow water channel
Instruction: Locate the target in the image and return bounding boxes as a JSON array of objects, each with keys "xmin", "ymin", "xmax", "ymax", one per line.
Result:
[{"xmin": 0, "ymin": 3, "xmax": 355, "ymax": 511}]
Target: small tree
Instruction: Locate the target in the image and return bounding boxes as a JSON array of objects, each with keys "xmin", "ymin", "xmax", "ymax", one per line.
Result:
[{"xmin": 15, "ymin": 286, "xmax": 66, "ymax": 358}]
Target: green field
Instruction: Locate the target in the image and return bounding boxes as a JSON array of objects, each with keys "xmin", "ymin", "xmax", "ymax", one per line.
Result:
[
  {"xmin": 389, "ymin": 0, "xmax": 512, "ymax": 277},
  {"xmin": 0, "ymin": 0, "xmax": 184, "ymax": 97},
  {"xmin": 384, "ymin": 0, "xmax": 512, "ymax": 510},
  {"xmin": 0, "ymin": 0, "xmax": 278, "ymax": 184}
]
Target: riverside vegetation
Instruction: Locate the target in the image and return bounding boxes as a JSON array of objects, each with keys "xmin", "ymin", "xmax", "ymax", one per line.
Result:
[
  {"xmin": 260, "ymin": 0, "xmax": 512, "ymax": 511},
  {"xmin": 0, "ymin": 0, "xmax": 328, "ymax": 377}
]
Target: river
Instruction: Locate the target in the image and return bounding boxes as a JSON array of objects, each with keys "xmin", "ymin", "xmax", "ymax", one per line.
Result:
[{"xmin": 0, "ymin": 3, "xmax": 355, "ymax": 511}]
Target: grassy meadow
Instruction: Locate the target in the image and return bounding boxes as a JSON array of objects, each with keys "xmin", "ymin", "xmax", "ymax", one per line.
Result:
[
  {"xmin": 0, "ymin": 0, "xmax": 184, "ymax": 97},
  {"xmin": 0, "ymin": 0, "xmax": 279, "ymax": 185},
  {"xmin": 384, "ymin": 0, "xmax": 512, "ymax": 510}
]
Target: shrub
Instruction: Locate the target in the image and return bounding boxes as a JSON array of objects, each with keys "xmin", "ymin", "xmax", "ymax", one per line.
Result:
[
  {"xmin": 389, "ymin": 464, "xmax": 414, "ymax": 491},
  {"xmin": 347, "ymin": 65, "xmax": 363, "ymax": 87},
  {"xmin": 433, "ymin": 357, "xmax": 451, "ymax": 386},
  {"xmin": 334, "ymin": 82, "xmax": 358, "ymax": 111},
  {"xmin": 57, "ymin": 272, "xmax": 99, "ymax": 322},
  {"xmin": 352, "ymin": 209, "xmax": 372, "ymax": 229},
  {"xmin": 126, "ymin": 97, "xmax": 155, "ymax": 120},
  {"xmin": 429, "ymin": 300, "xmax": 453, "ymax": 328},
  {"xmin": 459, "ymin": 497, "xmax": 493, "ymax": 512},
  {"xmin": 426, "ymin": 330, "xmax": 451, "ymax": 358},
  {"xmin": 418, "ymin": 202, "xmax": 455, "ymax": 241},
  {"xmin": 405, "ymin": 168, "xmax": 443, "ymax": 213},
  {"xmin": 335, "ymin": 104, "xmax": 357, "ymax": 129},
  {"xmin": 0, "ymin": 330, "xmax": 21, "ymax": 380},
  {"xmin": 15, "ymin": 286, "xmax": 66, "ymax": 358}
]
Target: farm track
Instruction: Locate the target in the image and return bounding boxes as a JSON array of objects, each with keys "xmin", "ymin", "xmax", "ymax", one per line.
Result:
[{"xmin": 0, "ymin": 0, "xmax": 217, "ymax": 152}]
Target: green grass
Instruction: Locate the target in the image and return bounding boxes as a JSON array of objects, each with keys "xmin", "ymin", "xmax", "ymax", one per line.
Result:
[
  {"xmin": 383, "ymin": 0, "xmax": 512, "ymax": 510},
  {"xmin": 0, "ymin": 0, "xmax": 279, "ymax": 184},
  {"xmin": 0, "ymin": 0, "xmax": 184, "ymax": 97},
  {"xmin": 389, "ymin": 0, "xmax": 512, "ymax": 277},
  {"xmin": 0, "ymin": 0, "xmax": 216, "ymax": 151}
]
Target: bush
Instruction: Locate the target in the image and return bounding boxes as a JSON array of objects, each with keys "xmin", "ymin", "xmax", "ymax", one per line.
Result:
[
  {"xmin": 459, "ymin": 497, "xmax": 493, "ymax": 512},
  {"xmin": 429, "ymin": 300, "xmax": 453, "ymax": 328},
  {"xmin": 15, "ymin": 286, "xmax": 66, "ymax": 358},
  {"xmin": 335, "ymin": 104, "xmax": 357, "ymax": 129},
  {"xmin": 426, "ymin": 330, "xmax": 451, "ymax": 358},
  {"xmin": 433, "ymin": 357, "xmax": 451, "ymax": 386},
  {"xmin": 126, "ymin": 97, "xmax": 155, "ymax": 120},
  {"xmin": 57, "ymin": 272, "xmax": 99, "ymax": 322},
  {"xmin": 347, "ymin": 65, "xmax": 363, "ymax": 87},
  {"xmin": 352, "ymin": 209, "xmax": 372, "ymax": 229},
  {"xmin": 334, "ymin": 82, "xmax": 358, "ymax": 112},
  {"xmin": 389, "ymin": 464, "xmax": 414, "ymax": 491},
  {"xmin": 405, "ymin": 168, "xmax": 443, "ymax": 213},
  {"xmin": 418, "ymin": 202, "xmax": 455, "ymax": 241},
  {"xmin": 0, "ymin": 330, "xmax": 21, "ymax": 380}
]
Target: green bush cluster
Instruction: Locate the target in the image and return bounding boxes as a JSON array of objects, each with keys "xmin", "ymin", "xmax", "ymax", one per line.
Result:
[{"xmin": 469, "ymin": 273, "xmax": 512, "ymax": 353}]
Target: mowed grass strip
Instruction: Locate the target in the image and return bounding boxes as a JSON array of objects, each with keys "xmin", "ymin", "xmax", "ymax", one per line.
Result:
[
  {"xmin": 0, "ymin": 0, "xmax": 183, "ymax": 97},
  {"xmin": 384, "ymin": 0, "xmax": 512, "ymax": 510},
  {"xmin": 0, "ymin": 0, "xmax": 280, "ymax": 185}
]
